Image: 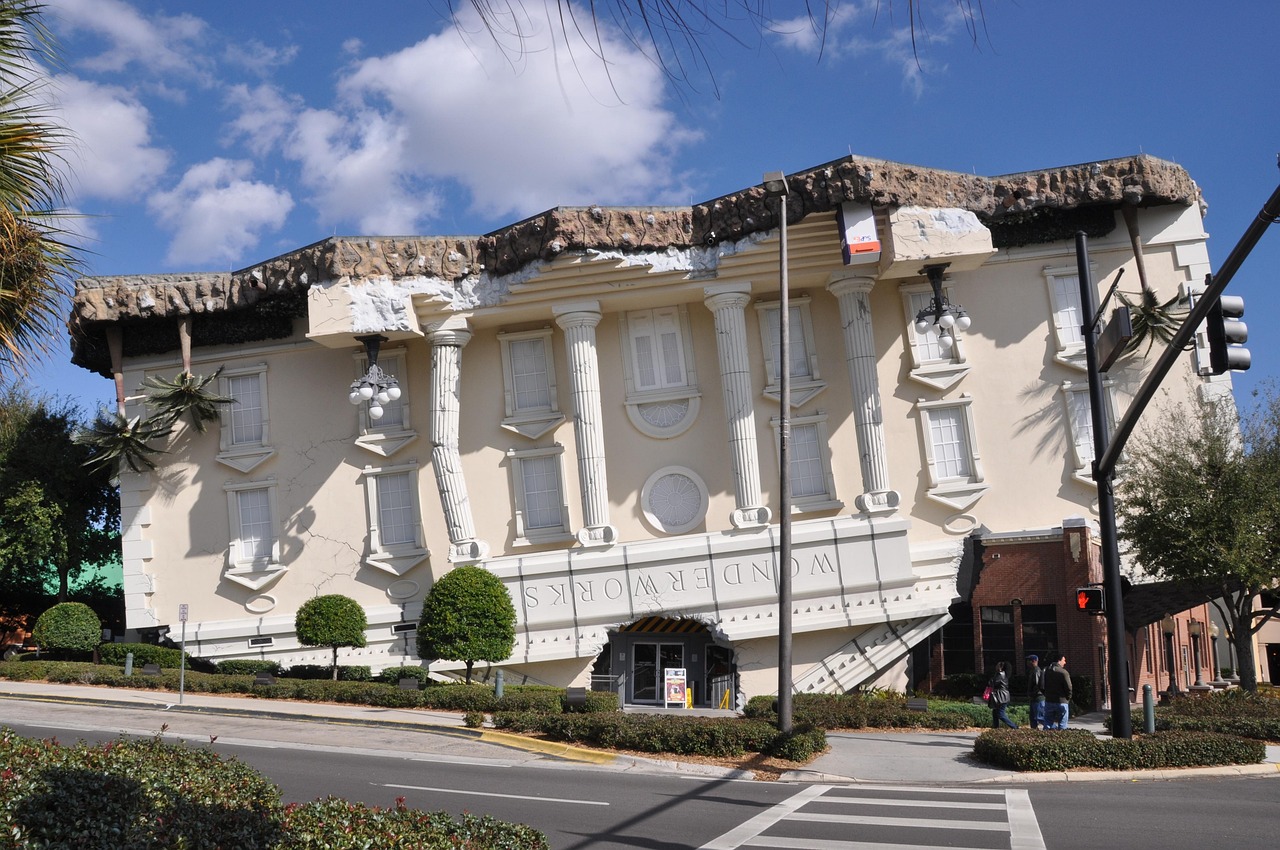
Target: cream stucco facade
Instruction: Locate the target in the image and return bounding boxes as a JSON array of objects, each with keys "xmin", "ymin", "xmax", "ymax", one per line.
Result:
[{"xmin": 71, "ymin": 153, "xmax": 1229, "ymax": 706}]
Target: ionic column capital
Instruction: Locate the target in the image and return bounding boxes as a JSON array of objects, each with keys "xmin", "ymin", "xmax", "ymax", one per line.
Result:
[
  {"xmin": 703, "ymin": 282, "xmax": 753, "ymax": 311},
  {"xmin": 425, "ymin": 315, "xmax": 473, "ymax": 347},
  {"xmin": 827, "ymin": 272, "xmax": 878, "ymax": 298},
  {"xmin": 553, "ymin": 300, "xmax": 603, "ymax": 330}
]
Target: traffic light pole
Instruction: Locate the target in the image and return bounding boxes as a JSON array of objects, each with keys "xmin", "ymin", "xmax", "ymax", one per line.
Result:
[
  {"xmin": 1076, "ymin": 233, "xmax": 1131, "ymax": 740},
  {"xmin": 1074, "ymin": 175, "xmax": 1280, "ymax": 740}
]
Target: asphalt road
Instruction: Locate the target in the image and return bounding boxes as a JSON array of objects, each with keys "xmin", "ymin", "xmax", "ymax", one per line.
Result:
[{"xmin": 2, "ymin": 697, "xmax": 1278, "ymax": 849}]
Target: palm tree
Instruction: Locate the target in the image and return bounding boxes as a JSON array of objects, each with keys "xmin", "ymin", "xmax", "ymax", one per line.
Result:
[{"xmin": 0, "ymin": 1, "xmax": 78, "ymax": 373}]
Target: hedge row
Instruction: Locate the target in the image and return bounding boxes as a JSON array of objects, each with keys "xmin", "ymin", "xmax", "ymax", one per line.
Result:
[
  {"xmin": 743, "ymin": 692, "xmax": 991, "ymax": 730},
  {"xmin": 491, "ymin": 711, "xmax": 827, "ymax": 761},
  {"xmin": 1120, "ymin": 689, "xmax": 1280, "ymax": 742},
  {"xmin": 0, "ymin": 728, "xmax": 547, "ymax": 849},
  {"xmin": 972, "ymin": 727, "xmax": 1266, "ymax": 772},
  {"xmin": 0, "ymin": 661, "xmax": 619, "ymax": 713}
]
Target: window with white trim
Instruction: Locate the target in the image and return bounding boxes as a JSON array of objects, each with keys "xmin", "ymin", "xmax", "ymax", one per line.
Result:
[
  {"xmin": 770, "ymin": 412, "xmax": 842, "ymax": 512},
  {"xmin": 506, "ymin": 445, "xmax": 573, "ymax": 544},
  {"xmin": 1062, "ymin": 382, "xmax": 1119, "ymax": 485},
  {"xmin": 223, "ymin": 478, "xmax": 285, "ymax": 591},
  {"xmin": 901, "ymin": 282, "xmax": 969, "ymax": 391},
  {"xmin": 1044, "ymin": 265, "xmax": 1088, "ymax": 370},
  {"xmin": 217, "ymin": 364, "xmax": 274, "ymax": 472},
  {"xmin": 354, "ymin": 348, "xmax": 417, "ymax": 457},
  {"xmin": 916, "ymin": 395, "xmax": 987, "ymax": 511},
  {"xmin": 619, "ymin": 306, "xmax": 701, "ymax": 438},
  {"xmin": 499, "ymin": 328, "xmax": 565, "ymax": 439},
  {"xmin": 756, "ymin": 296, "xmax": 826, "ymax": 407},
  {"xmin": 360, "ymin": 463, "xmax": 428, "ymax": 576}
]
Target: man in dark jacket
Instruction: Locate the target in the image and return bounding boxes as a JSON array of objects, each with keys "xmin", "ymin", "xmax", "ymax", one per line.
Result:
[
  {"xmin": 1026, "ymin": 654, "xmax": 1045, "ymax": 729},
  {"xmin": 1043, "ymin": 654, "xmax": 1072, "ymax": 729}
]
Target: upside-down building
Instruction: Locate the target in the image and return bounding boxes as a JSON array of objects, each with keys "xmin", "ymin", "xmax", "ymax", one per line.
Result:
[{"xmin": 69, "ymin": 153, "xmax": 1227, "ymax": 707}]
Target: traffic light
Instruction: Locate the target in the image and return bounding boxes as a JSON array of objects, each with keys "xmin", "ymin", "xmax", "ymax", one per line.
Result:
[
  {"xmin": 1075, "ymin": 586, "xmax": 1104, "ymax": 613},
  {"xmin": 1205, "ymin": 295, "xmax": 1250, "ymax": 375}
]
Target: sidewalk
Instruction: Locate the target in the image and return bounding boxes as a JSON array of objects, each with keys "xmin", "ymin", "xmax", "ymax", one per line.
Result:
[{"xmin": 2, "ymin": 680, "xmax": 1278, "ymax": 785}]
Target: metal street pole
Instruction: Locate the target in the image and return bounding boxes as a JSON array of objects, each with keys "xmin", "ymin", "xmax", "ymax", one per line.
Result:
[
  {"xmin": 1075, "ymin": 233, "xmax": 1132, "ymax": 739},
  {"xmin": 775, "ymin": 181, "xmax": 794, "ymax": 735}
]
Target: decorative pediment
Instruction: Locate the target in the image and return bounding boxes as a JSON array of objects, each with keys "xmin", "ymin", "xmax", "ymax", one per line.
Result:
[
  {"xmin": 364, "ymin": 548, "xmax": 429, "ymax": 576},
  {"xmin": 501, "ymin": 413, "xmax": 565, "ymax": 441},
  {"xmin": 355, "ymin": 429, "xmax": 418, "ymax": 458},
  {"xmin": 925, "ymin": 482, "xmax": 989, "ymax": 512},
  {"xmin": 223, "ymin": 565, "xmax": 287, "ymax": 592},
  {"xmin": 216, "ymin": 446, "xmax": 275, "ymax": 473}
]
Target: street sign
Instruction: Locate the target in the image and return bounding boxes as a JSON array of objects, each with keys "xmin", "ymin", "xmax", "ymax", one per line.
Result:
[
  {"xmin": 178, "ymin": 604, "xmax": 189, "ymax": 622},
  {"xmin": 1098, "ymin": 306, "xmax": 1132, "ymax": 373}
]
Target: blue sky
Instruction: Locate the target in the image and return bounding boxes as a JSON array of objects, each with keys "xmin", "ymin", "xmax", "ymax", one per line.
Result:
[{"xmin": 24, "ymin": 0, "xmax": 1280, "ymax": 416}]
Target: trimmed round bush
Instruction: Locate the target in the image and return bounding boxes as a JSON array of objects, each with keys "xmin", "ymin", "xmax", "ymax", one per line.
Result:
[{"xmin": 31, "ymin": 602, "xmax": 101, "ymax": 657}]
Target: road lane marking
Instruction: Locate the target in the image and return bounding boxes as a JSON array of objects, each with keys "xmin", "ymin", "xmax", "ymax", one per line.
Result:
[
  {"xmin": 1006, "ymin": 788, "xmax": 1047, "ymax": 850},
  {"xmin": 382, "ymin": 783, "xmax": 609, "ymax": 806}
]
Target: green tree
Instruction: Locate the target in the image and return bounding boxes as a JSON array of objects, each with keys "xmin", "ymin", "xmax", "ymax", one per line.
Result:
[
  {"xmin": 1117, "ymin": 386, "xmax": 1280, "ymax": 693},
  {"xmin": 417, "ymin": 565, "xmax": 516, "ymax": 684},
  {"xmin": 31, "ymin": 600, "xmax": 100, "ymax": 657},
  {"xmin": 0, "ymin": 0, "xmax": 80, "ymax": 372},
  {"xmin": 0, "ymin": 386, "xmax": 119, "ymax": 634},
  {"xmin": 295, "ymin": 594, "xmax": 368, "ymax": 680}
]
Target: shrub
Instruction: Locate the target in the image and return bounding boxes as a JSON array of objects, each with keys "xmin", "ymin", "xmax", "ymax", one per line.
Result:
[
  {"xmin": 418, "ymin": 565, "xmax": 516, "ymax": 684},
  {"xmin": 294, "ymin": 595, "xmax": 368, "ymax": 681},
  {"xmin": 376, "ymin": 665, "xmax": 432, "ymax": 686},
  {"xmin": 463, "ymin": 711, "xmax": 486, "ymax": 728},
  {"xmin": 284, "ymin": 664, "xmax": 371, "ymax": 682},
  {"xmin": 98, "ymin": 642, "xmax": 189, "ymax": 669},
  {"xmin": 745, "ymin": 692, "xmax": 986, "ymax": 730},
  {"xmin": 215, "ymin": 659, "xmax": 282, "ymax": 676},
  {"xmin": 0, "ymin": 728, "xmax": 283, "ymax": 849},
  {"xmin": 279, "ymin": 798, "xmax": 548, "ymax": 850},
  {"xmin": 489, "ymin": 712, "xmax": 814, "ymax": 761},
  {"xmin": 31, "ymin": 603, "xmax": 100, "ymax": 657},
  {"xmin": 495, "ymin": 685, "xmax": 564, "ymax": 713},
  {"xmin": 0, "ymin": 729, "xmax": 548, "ymax": 850},
  {"xmin": 972, "ymin": 727, "xmax": 1266, "ymax": 772},
  {"xmin": 1118, "ymin": 689, "xmax": 1280, "ymax": 742},
  {"xmin": 421, "ymin": 682, "xmax": 497, "ymax": 712}
]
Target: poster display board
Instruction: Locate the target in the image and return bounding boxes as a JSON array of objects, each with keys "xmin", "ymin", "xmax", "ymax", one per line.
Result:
[{"xmin": 664, "ymin": 668, "xmax": 687, "ymax": 708}]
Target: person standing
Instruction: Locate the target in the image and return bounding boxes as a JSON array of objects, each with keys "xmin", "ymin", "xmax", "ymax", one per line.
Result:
[
  {"xmin": 1043, "ymin": 654, "xmax": 1072, "ymax": 729},
  {"xmin": 1025, "ymin": 654, "xmax": 1045, "ymax": 730},
  {"xmin": 987, "ymin": 661, "xmax": 1018, "ymax": 729}
]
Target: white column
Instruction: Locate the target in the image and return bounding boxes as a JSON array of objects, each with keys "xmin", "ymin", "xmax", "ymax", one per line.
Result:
[
  {"xmin": 703, "ymin": 283, "xmax": 771, "ymax": 529},
  {"xmin": 553, "ymin": 301, "xmax": 617, "ymax": 547},
  {"xmin": 828, "ymin": 272, "xmax": 899, "ymax": 515},
  {"xmin": 427, "ymin": 317, "xmax": 488, "ymax": 562}
]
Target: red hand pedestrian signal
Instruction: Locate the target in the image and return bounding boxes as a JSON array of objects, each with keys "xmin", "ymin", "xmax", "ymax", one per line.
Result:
[{"xmin": 1075, "ymin": 587, "xmax": 1104, "ymax": 613}]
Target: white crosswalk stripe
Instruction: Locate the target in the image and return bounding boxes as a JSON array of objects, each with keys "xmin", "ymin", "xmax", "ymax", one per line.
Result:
[{"xmin": 700, "ymin": 784, "xmax": 1046, "ymax": 850}]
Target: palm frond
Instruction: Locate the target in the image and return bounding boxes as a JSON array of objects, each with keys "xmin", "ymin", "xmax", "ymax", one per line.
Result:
[
  {"xmin": 143, "ymin": 368, "xmax": 233, "ymax": 433},
  {"xmin": 73, "ymin": 411, "xmax": 171, "ymax": 476},
  {"xmin": 1119, "ymin": 289, "xmax": 1188, "ymax": 357}
]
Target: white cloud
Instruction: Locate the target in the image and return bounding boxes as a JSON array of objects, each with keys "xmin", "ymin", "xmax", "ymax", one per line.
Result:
[
  {"xmin": 45, "ymin": 0, "xmax": 208, "ymax": 77},
  {"xmin": 223, "ymin": 39, "xmax": 300, "ymax": 79},
  {"xmin": 52, "ymin": 74, "xmax": 171, "ymax": 201},
  {"xmin": 223, "ymin": 83, "xmax": 302, "ymax": 158},
  {"xmin": 283, "ymin": 4, "xmax": 694, "ymax": 233},
  {"xmin": 148, "ymin": 158, "xmax": 293, "ymax": 267},
  {"xmin": 772, "ymin": 0, "xmax": 961, "ymax": 96}
]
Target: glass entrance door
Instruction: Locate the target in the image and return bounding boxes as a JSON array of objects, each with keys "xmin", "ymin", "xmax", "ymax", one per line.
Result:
[{"xmin": 631, "ymin": 642, "xmax": 684, "ymax": 704}]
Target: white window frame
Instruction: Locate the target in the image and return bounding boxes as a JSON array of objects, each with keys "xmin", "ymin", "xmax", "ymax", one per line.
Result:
[
  {"xmin": 223, "ymin": 478, "xmax": 286, "ymax": 591},
  {"xmin": 639, "ymin": 466, "xmax": 709, "ymax": 535},
  {"xmin": 506, "ymin": 444, "xmax": 573, "ymax": 545},
  {"xmin": 618, "ymin": 306, "xmax": 701, "ymax": 438},
  {"xmin": 360, "ymin": 462, "xmax": 429, "ymax": 576},
  {"xmin": 1044, "ymin": 265, "xmax": 1089, "ymax": 371},
  {"xmin": 755, "ymin": 295, "xmax": 826, "ymax": 408},
  {"xmin": 1061, "ymin": 381, "xmax": 1121, "ymax": 486},
  {"xmin": 217, "ymin": 363, "xmax": 274, "ymax": 473},
  {"xmin": 901, "ymin": 281, "xmax": 970, "ymax": 391},
  {"xmin": 769, "ymin": 411, "xmax": 843, "ymax": 513},
  {"xmin": 916, "ymin": 395, "xmax": 988, "ymax": 511},
  {"xmin": 498, "ymin": 328, "xmax": 565, "ymax": 439},
  {"xmin": 354, "ymin": 347, "xmax": 417, "ymax": 458}
]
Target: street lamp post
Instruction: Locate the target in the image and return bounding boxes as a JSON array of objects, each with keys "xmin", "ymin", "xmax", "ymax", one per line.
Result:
[
  {"xmin": 1161, "ymin": 615, "xmax": 1180, "ymax": 698},
  {"xmin": 1209, "ymin": 621, "xmax": 1226, "ymax": 685},
  {"xmin": 1188, "ymin": 619, "xmax": 1206, "ymax": 688},
  {"xmin": 763, "ymin": 171, "xmax": 793, "ymax": 735}
]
